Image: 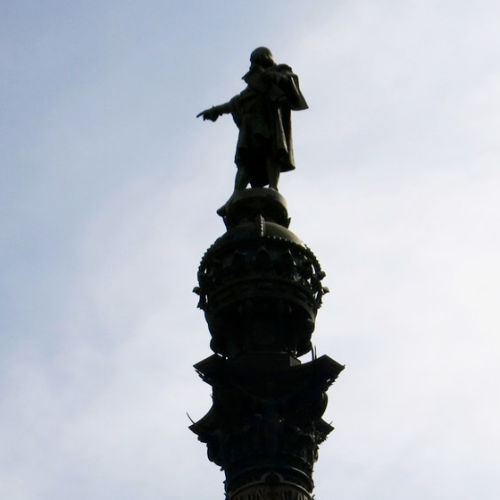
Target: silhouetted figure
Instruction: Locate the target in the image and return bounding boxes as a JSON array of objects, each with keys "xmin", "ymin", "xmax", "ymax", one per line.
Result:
[{"xmin": 197, "ymin": 47, "xmax": 308, "ymax": 191}]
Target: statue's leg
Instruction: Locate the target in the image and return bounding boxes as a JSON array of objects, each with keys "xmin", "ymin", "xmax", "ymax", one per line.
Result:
[
  {"xmin": 266, "ymin": 160, "xmax": 280, "ymax": 190},
  {"xmin": 234, "ymin": 167, "xmax": 250, "ymax": 191}
]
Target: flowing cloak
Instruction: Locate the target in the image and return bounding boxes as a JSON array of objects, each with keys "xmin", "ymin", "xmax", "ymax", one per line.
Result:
[{"xmin": 228, "ymin": 63, "xmax": 308, "ymax": 187}]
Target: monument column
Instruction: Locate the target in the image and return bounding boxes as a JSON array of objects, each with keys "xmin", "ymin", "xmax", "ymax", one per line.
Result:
[{"xmin": 192, "ymin": 48, "xmax": 344, "ymax": 499}]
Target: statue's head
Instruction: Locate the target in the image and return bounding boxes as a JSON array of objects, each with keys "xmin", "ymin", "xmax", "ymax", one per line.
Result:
[{"xmin": 250, "ymin": 47, "xmax": 274, "ymax": 68}]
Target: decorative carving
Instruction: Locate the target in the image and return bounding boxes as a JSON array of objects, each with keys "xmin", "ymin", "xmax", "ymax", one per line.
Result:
[
  {"xmin": 228, "ymin": 473, "xmax": 313, "ymax": 500},
  {"xmin": 193, "ymin": 190, "xmax": 328, "ymax": 358},
  {"xmin": 231, "ymin": 484, "xmax": 311, "ymax": 500}
]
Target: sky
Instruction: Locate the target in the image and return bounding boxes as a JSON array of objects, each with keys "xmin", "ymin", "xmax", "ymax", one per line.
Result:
[{"xmin": 1, "ymin": 1, "xmax": 499, "ymax": 499}]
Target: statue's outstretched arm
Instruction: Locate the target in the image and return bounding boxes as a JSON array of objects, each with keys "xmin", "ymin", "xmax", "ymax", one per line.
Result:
[{"xmin": 196, "ymin": 102, "xmax": 232, "ymax": 122}]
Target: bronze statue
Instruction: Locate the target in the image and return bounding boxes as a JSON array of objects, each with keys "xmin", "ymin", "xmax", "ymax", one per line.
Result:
[{"xmin": 197, "ymin": 47, "xmax": 308, "ymax": 191}]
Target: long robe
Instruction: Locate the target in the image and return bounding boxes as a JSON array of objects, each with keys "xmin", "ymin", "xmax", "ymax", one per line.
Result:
[{"xmin": 228, "ymin": 63, "xmax": 308, "ymax": 187}]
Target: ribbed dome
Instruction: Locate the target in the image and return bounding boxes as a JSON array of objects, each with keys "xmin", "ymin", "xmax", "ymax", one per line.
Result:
[{"xmin": 210, "ymin": 219, "xmax": 304, "ymax": 250}]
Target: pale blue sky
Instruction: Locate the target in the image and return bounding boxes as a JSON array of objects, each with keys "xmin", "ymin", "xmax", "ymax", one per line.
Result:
[{"xmin": 1, "ymin": 1, "xmax": 499, "ymax": 499}]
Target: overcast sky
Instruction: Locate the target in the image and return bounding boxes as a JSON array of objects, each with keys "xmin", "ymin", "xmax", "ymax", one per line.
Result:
[{"xmin": 1, "ymin": 1, "xmax": 499, "ymax": 499}]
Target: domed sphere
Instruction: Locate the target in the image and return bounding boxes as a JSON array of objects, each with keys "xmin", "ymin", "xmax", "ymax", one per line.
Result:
[
  {"xmin": 212, "ymin": 219, "xmax": 304, "ymax": 249},
  {"xmin": 196, "ymin": 215, "xmax": 327, "ymax": 358}
]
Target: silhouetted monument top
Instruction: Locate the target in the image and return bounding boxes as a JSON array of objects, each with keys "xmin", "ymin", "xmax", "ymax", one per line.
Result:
[
  {"xmin": 192, "ymin": 49, "xmax": 343, "ymax": 500},
  {"xmin": 197, "ymin": 47, "xmax": 308, "ymax": 192}
]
